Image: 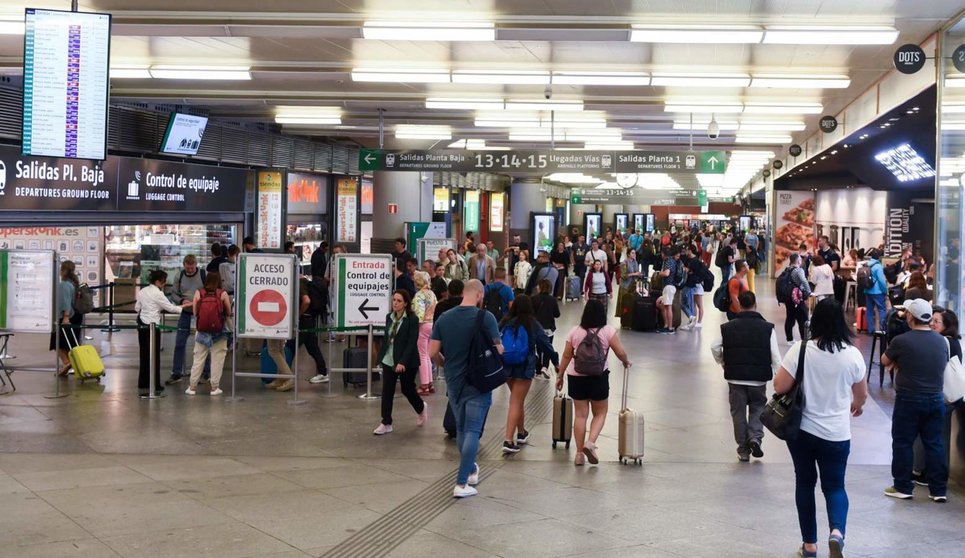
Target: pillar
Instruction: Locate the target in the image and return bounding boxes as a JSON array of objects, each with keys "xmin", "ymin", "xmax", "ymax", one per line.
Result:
[
  {"xmin": 509, "ymin": 179, "xmax": 548, "ymax": 247},
  {"xmin": 372, "ymin": 171, "xmax": 433, "ymax": 252}
]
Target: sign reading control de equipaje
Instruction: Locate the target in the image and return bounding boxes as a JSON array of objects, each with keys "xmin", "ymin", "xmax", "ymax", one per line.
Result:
[
  {"xmin": 334, "ymin": 254, "xmax": 393, "ymax": 329},
  {"xmin": 236, "ymin": 254, "xmax": 297, "ymax": 340}
]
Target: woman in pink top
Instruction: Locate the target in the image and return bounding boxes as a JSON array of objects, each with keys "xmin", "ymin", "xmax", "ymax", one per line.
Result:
[{"xmin": 555, "ymin": 299, "xmax": 632, "ymax": 466}]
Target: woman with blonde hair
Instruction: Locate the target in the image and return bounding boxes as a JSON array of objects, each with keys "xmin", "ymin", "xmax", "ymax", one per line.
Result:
[{"xmin": 412, "ymin": 271, "xmax": 438, "ymax": 395}]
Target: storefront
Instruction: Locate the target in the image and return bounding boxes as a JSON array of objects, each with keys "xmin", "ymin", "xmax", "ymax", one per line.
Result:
[{"xmin": 285, "ymin": 171, "xmax": 330, "ymax": 269}]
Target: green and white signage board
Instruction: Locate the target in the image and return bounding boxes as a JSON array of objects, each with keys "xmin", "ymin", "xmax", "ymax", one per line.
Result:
[
  {"xmin": 333, "ymin": 254, "xmax": 394, "ymax": 329},
  {"xmin": 236, "ymin": 253, "xmax": 296, "ymax": 340},
  {"xmin": 417, "ymin": 238, "xmax": 456, "ymax": 267},
  {"xmin": 0, "ymin": 250, "xmax": 55, "ymax": 333}
]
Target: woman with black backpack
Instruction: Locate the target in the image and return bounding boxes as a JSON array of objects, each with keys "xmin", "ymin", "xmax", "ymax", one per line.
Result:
[
  {"xmin": 500, "ymin": 295, "xmax": 559, "ymax": 454},
  {"xmin": 185, "ymin": 271, "xmax": 232, "ymax": 396}
]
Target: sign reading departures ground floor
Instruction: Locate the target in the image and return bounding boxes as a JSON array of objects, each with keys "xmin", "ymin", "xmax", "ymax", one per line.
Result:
[
  {"xmin": 360, "ymin": 149, "xmax": 726, "ymax": 174},
  {"xmin": 333, "ymin": 254, "xmax": 394, "ymax": 329}
]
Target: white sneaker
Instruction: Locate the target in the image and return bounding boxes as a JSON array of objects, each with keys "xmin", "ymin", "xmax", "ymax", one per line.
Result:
[
  {"xmin": 453, "ymin": 484, "xmax": 478, "ymax": 498},
  {"xmin": 210, "ymin": 388, "xmax": 223, "ymax": 396},
  {"xmin": 679, "ymin": 322, "xmax": 693, "ymax": 331},
  {"xmin": 467, "ymin": 463, "xmax": 480, "ymax": 486},
  {"xmin": 694, "ymin": 323, "xmax": 703, "ymax": 329},
  {"xmin": 373, "ymin": 424, "xmax": 393, "ymax": 435},
  {"xmin": 308, "ymin": 374, "xmax": 330, "ymax": 384},
  {"xmin": 689, "ymin": 315, "xmax": 698, "ymax": 326},
  {"xmin": 416, "ymin": 402, "xmax": 429, "ymax": 427},
  {"xmin": 184, "ymin": 387, "xmax": 196, "ymax": 396}
]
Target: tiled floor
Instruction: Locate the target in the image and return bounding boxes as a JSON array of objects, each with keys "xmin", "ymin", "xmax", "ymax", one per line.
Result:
[{"xmin": 0, "ymin": 279, "xmax": 962, "ymax": 557}]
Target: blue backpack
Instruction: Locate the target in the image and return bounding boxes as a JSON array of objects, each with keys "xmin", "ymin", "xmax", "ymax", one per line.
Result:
[{"xmin": 500, "ymin": 323, "xmax": 530, "ymax": 366}]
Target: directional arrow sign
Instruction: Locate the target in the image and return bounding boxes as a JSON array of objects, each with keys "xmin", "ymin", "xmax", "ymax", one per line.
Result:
[
  {"xmin": 699, "ymin": 151, "xmax": 727, "ymax": 174},
  {"xmin": 334, "ymin": 254, "xmax": 394, "ymax": 328}
]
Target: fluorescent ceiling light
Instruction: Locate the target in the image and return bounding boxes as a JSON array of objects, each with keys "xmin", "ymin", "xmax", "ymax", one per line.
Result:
[
  {"xmin": 149, "ymin": 66, "xmax": 251, "ymax": 80},
  {"xmin": 750, "ymin": 75, "xmax": 851, "ymax": 89},
  {"xmin": 453, "ymin": 70, "xmax": 550, "ymax": 85},
  {"xmin": 945, "ymin": 77, "xmax": 965, "ymax": 88},
  {"xmin": 763, "ymin": 26, "xmax": 899, "ymax": 45},
  {"xmin": 508, "ymin": 132, "xmax": 566, "ymax": 142},
  {"xmin": 352, "ymin": 68, "xmax": 451, "ymax": 83},
  {"xmin": 630, "ymin": 25, "xmax": 762, "ymax": 44},
  {"xmin": 426, "ymin": 98, "xmax": 504, "ymax": 110},
  {"xmin": 729, "ymin": 150, "xmax": 775, "ymax": 159},
  {"xmin": 743, "ymin": 102, "xmax": 822, "ymax": 114},
  {"xmin": 674, "ymin": 121, "xmax": 740, "ymax": 131},
  {"xmin": 395, "ymin": 125, "xmax": 452, "ymax": 140},
  {"xmin": 362, "ymin": 21, "xmax": 495, "ymax": 41},
  {"xmin": 546, "ymin": 173, "xmax": 601, "ymax": 183},
  {"xmin": 110, "ymin": 66, "xmax": 152, "ymax": 79},
  {"xmin": 734, "ymin": 135, "xmax": 793, "ymax": 144},
  {"xmin": 585, "ymin": 141, "xmax": 636, "ymax": 150},
  {"xmin": 475, "ymin": 117, "xmax": 607, "ymax": 129},
  {"xmin": 275, "ymin": 107, "xmax": 342, "ymax": 125},
  {"xmin": 738, "ymin": 122, "xmax": 806, "ymax": 132},
  {"xmin": 664, "ymin": 102, "xmax": 744, "ymax": 114},
  {"xmin": 505, "ymin": 100, "xmax": 584, "ymax": 111},
  {"xmin": 875, "ymin": 143, "xmax": 936, "ymax": 181},
  {"xmin": 447, "ymin": 139, "xmax": 509, "ymax": 150},
  {"xmin": 942, "ymin": 103, "xmax": 965, "ymax": 113},
  {"xmin": 552, "ymin": 72, "xmax": 650, "ymax": 86},
  {"xmin": 652, "ymin": 73, "xmax": 751, "ymax": 88},
  {"xmin": 697, "ymin": 174, "xmax": 725, "ymax": 187},
  {"xmin": 0, "ymin": 17, "xmax": 25, "ymax": 35},
  {"xmin": 275, "ymin": 116, "xmax": 342, "ymax": 125},
  {"xmin": 942, "ymin": 121, "xmax": 965, "ymax": 131}
]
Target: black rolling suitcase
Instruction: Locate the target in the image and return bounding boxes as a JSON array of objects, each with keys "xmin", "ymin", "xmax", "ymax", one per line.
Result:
[
  {"xmin": 342, "ymin": 347, "xmax": 380, "ymax": 387},
  {"xmin": 632, "ymin": 295, "xmax": 658, "ymax": 332}
]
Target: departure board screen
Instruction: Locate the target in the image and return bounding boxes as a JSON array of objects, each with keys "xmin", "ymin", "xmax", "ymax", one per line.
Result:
[{"xmin": 21, "ymin": 9, "xmax": 111, "ymax": 160}]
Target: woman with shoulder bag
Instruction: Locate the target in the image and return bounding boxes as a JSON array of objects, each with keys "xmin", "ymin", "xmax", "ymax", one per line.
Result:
[
  {"xmin": 555, "ymin": 300, "xmax": 631, "ymax": 466},
  {"xmin": 185, "ymin": 271, "xmax": 231, "ymax": 396},
  {"xmin": 772, "ymin": 299, "xmax": 868, "ymax": 558},
  {"xmin": 500, "ymin": 295, "xmax": 559, "ymax": 454},
  {"xmin": 51, "ymin": 260, "xmax": 81, "ymax": 376},
  {"xmin": 373, "ymin": 289, "xmax": 427, "ymax": 435}
]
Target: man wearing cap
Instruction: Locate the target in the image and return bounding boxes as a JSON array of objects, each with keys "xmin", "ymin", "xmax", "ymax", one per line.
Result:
[{"xmin": 880, "ymin": 298, "xmax": 950, "ymax": 502}]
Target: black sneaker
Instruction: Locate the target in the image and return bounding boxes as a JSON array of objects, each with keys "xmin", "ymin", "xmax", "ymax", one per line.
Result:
[
  {"xmin": 749, "ymin": 440, "xmax": 764, "ymax": 458},
  {"xmin": 912, "ymin": 472, "xmax": 928, "ymax": 486},
  {"xmin": 502, "ymin": 441, "xmax": 521, "ymax": 454},
  {"xmin": 164, "ymin": 376, "xmax": 182, "ymax": 385},
  {"xmin": 516, "ymin": 430, "xmax": 530, "ymax": 445}
]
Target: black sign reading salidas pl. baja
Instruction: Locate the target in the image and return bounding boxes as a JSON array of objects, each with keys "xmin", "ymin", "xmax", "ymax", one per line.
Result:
[
  {"xmin": 0, "ymin": 144, "xmax": 116, "ymax": 211},
  {"xmin": 115, "ymin": 158, "xmax": 248, "ymax": 212}
]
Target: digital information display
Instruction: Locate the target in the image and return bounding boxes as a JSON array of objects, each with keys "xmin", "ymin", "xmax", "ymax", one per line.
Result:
[
  {"xmin": 160, "ymin": 113, "xmax": 208, "ymax": 156},
  {"xmin": 22, "ymin": 9, "xmax": 111, "ymax": 160}
]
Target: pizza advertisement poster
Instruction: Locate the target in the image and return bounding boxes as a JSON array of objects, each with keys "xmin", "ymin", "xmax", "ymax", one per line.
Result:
[{"xmin": 773, "ymin": 191, "xmax": 816, "ymax": 272}]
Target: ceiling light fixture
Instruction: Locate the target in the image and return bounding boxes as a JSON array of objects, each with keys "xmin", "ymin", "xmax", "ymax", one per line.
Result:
[
  {"xmin": 651, "ymin": 73, "xmax": 751, "ymax": 87},
  {"xmin": 750, "ymin": 75, "xmax": 851, "ymax": 89},
  {"xmin": 274, "ymin": 106, "xmax": 342, "ymax": 126},
  {"xmin": 395, "ymin": 125, "xmax": 452, "ymax": 140},
  {"xmin": 0, "ymin": 16, "xmax": 24, "ymax": 35},
  {"xmin": 630, "ymin": 25, "xmax": 763, "ymax": 44},
  {"xmin": 584, "ymin": 141, "xmax": 636, "ymax": 150},
  {"xmin": 452, "ymin": 70, "xmax": 550, "ymax": 85},
  {"xmin": 743, "ymin": 102, "xmax": 823, "ymax": 114},
  {"xmin": 352, "ymin": 68, "xmax": 451, "ymax": 83},
  {"xmin": 362, "ymin": 21, "xmax": 495, "ymax": 41},
  {"xmin": 664, "ymin": 102, "xmax": 744, "ymax": 114},
  {"xmin": 738, "ymin": 122, "xmax": 807, "ymax": 132},
  {"xmin": 504, "ymin": 99, "xmax": 584, "ymax": 111},
  {"xmin": 762, "ymin": 26, "xmax": 899, "ymax": 45},
  {"xmin": 447, "ymin": 139, "xmax": 509, "ymax": 150},
  {"xmin": 551, "ymin": 72, "xmax": 650, "ymax": 86},
  {"xmin": 110, "ymin": 65, "xmax": 152, "ymax": 79},
  {"xmin": 149, "ymin": 65, "xmax": 251, "ymax": 80},
  {"xmin": 734, "ymin": 134, "xmax": 793, "ymax": 144},
  {"xmin": 425, "ymin": 98, "xmax": 505, "ymax": 110}
]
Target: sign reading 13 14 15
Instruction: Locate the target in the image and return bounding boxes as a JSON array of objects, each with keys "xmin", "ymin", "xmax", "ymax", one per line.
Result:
[{"xmin": 475, "ymin": 153, "xmax": 549, "ymax": 169}]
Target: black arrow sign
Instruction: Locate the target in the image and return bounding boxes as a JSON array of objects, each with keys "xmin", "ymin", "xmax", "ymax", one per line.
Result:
[{"xmin": 358, "ymin": 298, "xmax": 379, "ymax": 320}]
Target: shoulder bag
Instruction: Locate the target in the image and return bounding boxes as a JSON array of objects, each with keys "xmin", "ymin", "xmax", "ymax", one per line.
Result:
[
  {"xmin": 761, "ymin": 341, "xmax": 807, "ymax": 440},
  {"xmin": 944, "ymin": 338, "xmax": 965, "ymax": 403}
]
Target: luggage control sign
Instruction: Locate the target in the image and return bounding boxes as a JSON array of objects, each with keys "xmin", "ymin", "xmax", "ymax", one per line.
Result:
[
  {"xmin": 334, "ymin": 254, "xmax": 394, "ymax": 328},
  {"xmin": 236, "ymin": 254, "xmax": 296, "ymax": 339}
]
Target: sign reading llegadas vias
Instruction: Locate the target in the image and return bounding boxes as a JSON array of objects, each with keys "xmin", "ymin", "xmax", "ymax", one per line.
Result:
[{"xmin": 0, "ymin": 144, "xmax": 247, "ymax": 212}]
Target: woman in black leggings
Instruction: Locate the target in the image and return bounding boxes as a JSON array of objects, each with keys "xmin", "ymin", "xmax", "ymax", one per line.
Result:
[{"xmin": 372, "ymin": 289, "xmax": 427, "ymax": 435}]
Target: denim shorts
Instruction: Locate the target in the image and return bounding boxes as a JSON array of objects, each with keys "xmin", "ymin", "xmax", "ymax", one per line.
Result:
[{"xmin": 505, "ymin": 363, "xmax": 535, "ymax": 380}]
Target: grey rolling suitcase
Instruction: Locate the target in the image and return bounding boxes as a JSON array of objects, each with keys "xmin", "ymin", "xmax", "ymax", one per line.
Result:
[
  {"xmin": 618, "ymin": 366, "xmax": 644, "ymax": 465},
  {"xmin": 566, "ymin": 276, "xmax": 582, "ymax": 301},
  {"xmin": 552, "ymin": 391, "xmax": 573, "ymax": 449}
]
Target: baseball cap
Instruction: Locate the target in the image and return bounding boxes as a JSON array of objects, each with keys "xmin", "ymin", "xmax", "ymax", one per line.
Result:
[{"xmin": 901, "ymin": 298, "xmax": 932, "ymax": 323}]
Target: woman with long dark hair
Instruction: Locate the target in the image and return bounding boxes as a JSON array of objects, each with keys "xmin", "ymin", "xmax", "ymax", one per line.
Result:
[
  {"xmin": 532, "ymin": 279, "xmax": 561, "ymax": 379},
  {"xmin": 773, "ymin": 298, "xmax": 868, "ymax": 558},
  {"xmin": 51, "ymin": 260, "xmax": 81, "ymax": 375},
  {"xmin": 373, "ymin": 289, "xmax": 427, "ymax": 435},
  {"xmin": 500, "ymin": 295, "xmax": 558, "ymax": 453},
  {"xmin": 555, "ymin": 299, "xmax": 631, "ymax": 466},
  {"xmin": 135, "ymin": 269, "xmax": 190, "ymax": 395}
]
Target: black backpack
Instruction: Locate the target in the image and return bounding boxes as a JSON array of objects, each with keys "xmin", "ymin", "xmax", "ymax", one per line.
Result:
[
  {"xmin": 305, "ymin": 279, "xmax": 327, "ymax": 317},
  {"xmin": 713, "ymin": 284, "xmax": 730, "ymax": 312},
  {"xmin": 484, "ymin": 285, "xmax": 506, "ymax": 321},
  {"xmin": 856, "ymin": 264, "xmax": 876, "ymax": 291},
  {"xmin": 465, "ymin": 309, "xmax": 506, "ymax": 394},
  {"xmin": 776, "ymin": 268, "xmax": 795, "ymax": 305},
  {"xmin": 701, "ymin": 268, "xmax": 715, "ymax": 293},
  {"xmin": 715, "ymin": 247, "xmax": 728, "ymax": 268}
]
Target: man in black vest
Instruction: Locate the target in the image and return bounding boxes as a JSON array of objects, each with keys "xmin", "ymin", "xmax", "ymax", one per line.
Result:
[{"xmin": 711, "ymin": 291, "xmax": 782, "ymax": 462}]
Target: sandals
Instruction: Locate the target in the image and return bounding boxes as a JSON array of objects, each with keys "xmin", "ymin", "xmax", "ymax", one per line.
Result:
[{"xmin": 574, "ymin": 453, "xmax": 585, "ymax": 466}]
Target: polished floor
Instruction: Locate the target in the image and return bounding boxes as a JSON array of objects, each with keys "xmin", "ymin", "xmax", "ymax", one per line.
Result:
[{"xmin": 0, "ymin": 278, "xmax": 962, "ymax": 558}]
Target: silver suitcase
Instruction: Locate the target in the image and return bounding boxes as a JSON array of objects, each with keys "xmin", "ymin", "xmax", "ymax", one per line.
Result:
[{"xmin": 617, "ymin": 366, "xmax": 644, "ymax": 465}]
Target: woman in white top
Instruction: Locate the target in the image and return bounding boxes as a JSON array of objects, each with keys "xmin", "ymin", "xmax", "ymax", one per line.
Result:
[
  {"xmin": 135, "ymin": 269, "xmax": 189, "ymax": 395},
  {"xmin": 809, "ymin": 254, "xmax": 835, "ymax": 302},
  {"xmin": 773, "ymin": 298, "xmax": 868, "ymax": 558},
  {"xmin": 411, "ymin": 271, "xmax": 437, "ymax": 395},
  {"xmin": 555, "ymin": 299, "xmax": 631, "ymax": 466},
  {"xmin": 513, "ymin": 250, "xmax": 532, "ymax": 293},
  {"xmin": 582, "ymin": 259, "xmax": 612, "ymax": 306}
]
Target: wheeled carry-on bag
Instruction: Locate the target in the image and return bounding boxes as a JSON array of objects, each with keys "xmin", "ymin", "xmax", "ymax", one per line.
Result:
[
  {"xmin": 632, "ymin": 295, "xmax": 658, "ymax": 332},
  {"xmin": 552, "ymin": 390, "xmax": 573, "ymax": 448},
  {"xmin": 260, "ymin": 341, "xmax": 294, "ymax": 384},
  {"xmin": 618, "ymin": 366, "xmax": 644, "ymax": 465},
  {"xmin": 566, "ymin": 275, "xmax": 582, "ymax": 301},
  {"xmin": 343, "ymin": 347, "xmax": 374, "ymax": 386},
  {"xmin": 66, "ymin": 328, "xmax": 105, "ymax": 383}
]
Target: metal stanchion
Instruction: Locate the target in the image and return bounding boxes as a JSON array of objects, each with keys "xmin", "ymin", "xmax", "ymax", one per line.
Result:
[
  {"xmin": 140, "ymin": 322, "xmax": 164, "ymax": 399},
  {"xmin": 101, "ymin": 282, "xmax": 120, "ymax": 333},
  {"xmin": 45, "ymin": 319, "xmax": 68, "ymax": 399},
  {"xmin": 358, "ymin": 324, "xmax": 380, "ymax": 401},
  {"xmin": 319, "ymin": 320, "xmax": 338, "ymax": 399},
  {"xmin": 288, "ymin": 318, "xmax": 306, "ymax": 406}
]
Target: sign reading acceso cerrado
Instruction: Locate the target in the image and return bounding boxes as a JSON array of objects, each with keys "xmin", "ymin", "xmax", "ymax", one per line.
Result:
[{"xmin": 236, "ymin": 254, "xmax": 296, "ymax": 340}]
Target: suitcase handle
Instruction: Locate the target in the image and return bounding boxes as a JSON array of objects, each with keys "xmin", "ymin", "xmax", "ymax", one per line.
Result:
[{"xmin": 621, "ymin": 365, "xmax": 631, "ymax": 410}]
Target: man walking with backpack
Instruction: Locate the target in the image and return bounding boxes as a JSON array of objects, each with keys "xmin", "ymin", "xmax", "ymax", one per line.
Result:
[
  {"xmin": 484, "ymin": 268, "xmax": 515, "ymax": 321},
  {"xmin": 430, "ymin": 280, "xmax": 503, "ymax": 498},
  {"xmin": 779, "ymin": 254, "xmax": 812, "ymax": 343},
  {"xmin": 680, "ymin": 245, "xmax": 709, "ymax": 331},
  {"xmin": 862, "ymin": 249, "xmax": 889, "ymax": 332},
  {"xmin": 711, "ymin": 291, "xmax": 782, "ymax": 462},
  {"xmin": 656, "ymin": 247, "xmax": 686, "ymax": 334}
]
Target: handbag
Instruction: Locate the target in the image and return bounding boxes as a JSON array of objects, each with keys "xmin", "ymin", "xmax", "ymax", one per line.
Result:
[
  {"xmin": 943, "ymin": 338, "xmax": 965, "ymax": 403},
  {"xmin": 761, "ymin": 340, "xmax": 807, "ymax": 440}
]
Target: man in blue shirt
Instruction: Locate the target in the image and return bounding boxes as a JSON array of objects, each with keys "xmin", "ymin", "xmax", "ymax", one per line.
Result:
[
  {"xmin": 484, "ymin": 268, "xmax": 515, "ymax": 318},
  {"xmin": 430, "ymin": 280, "xmax": 502, "ymax": 499},
  {"xmin": 864, "ymin": 249, "xmax": 889, "ymax": 332},
  {"xmin": 628, "ymin": 229, "xmax": 643, "ymax": 253}
]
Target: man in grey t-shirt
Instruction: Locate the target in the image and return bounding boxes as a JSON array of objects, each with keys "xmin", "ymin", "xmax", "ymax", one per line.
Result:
[{"xmin": 881, "ymin": 298, "xmax": 949, "ymax": 501}]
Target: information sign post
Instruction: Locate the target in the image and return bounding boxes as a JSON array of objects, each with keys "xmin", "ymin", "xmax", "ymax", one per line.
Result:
[
  {"xmin": 332, "ymin": 254, "xmax": 393, "ymax": 400},
  {"xmin": 416, "ymin": 238, "xmax": 456, "ymax": 268},
  {"xmin": 230, "ymin": 254, "xmax": 301, "ymax": 404}
]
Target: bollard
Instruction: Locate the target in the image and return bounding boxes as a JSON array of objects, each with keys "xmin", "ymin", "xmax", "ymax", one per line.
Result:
[{"xmin": 140, "ymin": 322, "xmax": 164, "ymax": 399}]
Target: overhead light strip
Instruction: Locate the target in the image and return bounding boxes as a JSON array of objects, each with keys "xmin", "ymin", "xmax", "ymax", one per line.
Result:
[
  {"xmin": 149, "ymin": 66, "xmax": 251, "ymax": 80},
  {"xmin": 352, "ymin": 68, "xmax": 451, "ymax": 83},
  {"xmin": 631, "ymin": 25, "xmax": 897, "ymax": 45},
  {"xmin": 362, "ymin": 21, "xmax": 495, "ymax": 42}
]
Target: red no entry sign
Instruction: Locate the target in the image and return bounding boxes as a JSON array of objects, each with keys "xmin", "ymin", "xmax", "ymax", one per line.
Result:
[{"xmin": 249, "ymin": 289, "xmax": 288, "ymax": 326}]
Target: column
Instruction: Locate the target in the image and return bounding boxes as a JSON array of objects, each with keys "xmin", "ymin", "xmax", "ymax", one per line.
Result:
[
  {"xmin": 372, "ymin": 171, "xmax": 433, "ymax": 250},
  {"xmin": 509, "ymin": 179, "xmax": 548, "ymax": 246}
]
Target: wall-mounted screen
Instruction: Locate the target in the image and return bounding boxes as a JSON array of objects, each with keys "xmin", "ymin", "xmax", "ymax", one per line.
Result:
[
  {"xmin": 160, "ymin": 113, "xmax": 208, "ymax": 155},
  {"xmin": 22, "ymin": 9, "xmax": 111, "ymax": 160},
  {"xmin": 531, "ymin": 212, "xmax": 556, "ymax": 255}
]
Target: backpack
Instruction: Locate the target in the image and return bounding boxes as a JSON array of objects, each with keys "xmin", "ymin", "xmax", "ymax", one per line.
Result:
[
  {"xmin": 305, "ymin": 279, "xmax": 327, "ymax": 317},
  {"xmin": 701, "ymin": 268, "xmax": 714, "ymax": 293},
  {"xmin": 500, "ymin": 323, "xmax": 530, "ymax": 366},
  {"xmin": 484, "ymin": 285, "xmax": 506, "ymax": 321},
  {"xmin": 856, "ymin": 263, "xmax": 876, "ymax": 291},
  {"xmin": 574, "ymin": 328, "xmax": 608, "ymax": 376},
  {"xmin": 196, "ymin": 288, "xmax": 226, "ymax": 333},
  {"xmin": 73, "ymin": 283, "xmax": 94, "ymax": 314},
  {"xmin": 465, "ymin": 309, "xmax": 506, "ymax": 394},
  {"xmin": 715, "ymin": 247, "xmax": 728, "ymax": 268},
  {"xmin": 776, "ymin": 268, "xmax": 796, "ymax": 305},
  {"xmin": 713, "ymin": 284, "xmax": 730, "ymax": 312}
]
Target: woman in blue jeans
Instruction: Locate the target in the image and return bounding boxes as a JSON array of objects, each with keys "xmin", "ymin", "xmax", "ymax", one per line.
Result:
[{"xmin": 774, "ymin": 299, "xmax": 869, "ymax": 558}]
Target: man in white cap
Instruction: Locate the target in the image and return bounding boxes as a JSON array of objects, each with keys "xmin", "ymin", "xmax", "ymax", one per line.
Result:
[{"xmin": 880, "ymin": 298, "xmax": 949, "ymax": 502}]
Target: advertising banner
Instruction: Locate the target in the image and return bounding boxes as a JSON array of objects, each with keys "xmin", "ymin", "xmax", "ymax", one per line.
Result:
[
  {"xmin": 286, "ymin": 172, "xmax": 327, "ymax": 215},
  {"xmin": 885, "ymin": 191, "xmax": 935, "ymax": 260},
  {"xmin": 256, "ymin": 171, "xmax": 284, "ymax": 250},
  {"xmin": 336, "ymin": 178, "xmax": 358, "ymax": 243},
  {"xmin": 0, "ymin": 250, "xmax": 55, "ymax": 333},
  {"xmin": 532, "ymin": 213, "xmax": 556, "ymax": 254},
  {"xmin": 490, "ymin": 192, "xmax": 505, "ymax": 232},
  {"xmin": 236, "ymin": 254, "xmax": 295, "ymax": 339},
  {"xmin": 433, "ymin": 187, "xmax": 449, "ymax": 212},
  {"xmin": 615, "ymin": 213, "xmax": 628, "ymax": 234},
  {"xmin": 773, "ymin": 191, "xmax": 816, "ymax": 271},
  {"xmin": 632, "ymin": 214, "xmax": 644, "ymax": 233},
  {"xmin": 333, "ymin": 254, "xmax": 393, "ymax": 328},
  {"xmin": 0, "ymin": 227, "xmax": 102, "ymax": 300},
  {"xmin": 584, "ymin": 213, "xmax": 602, "ymax": 240},
  {"xmin": 360, "ymin": 180, "xmax": 374, "ymax": 215}
]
